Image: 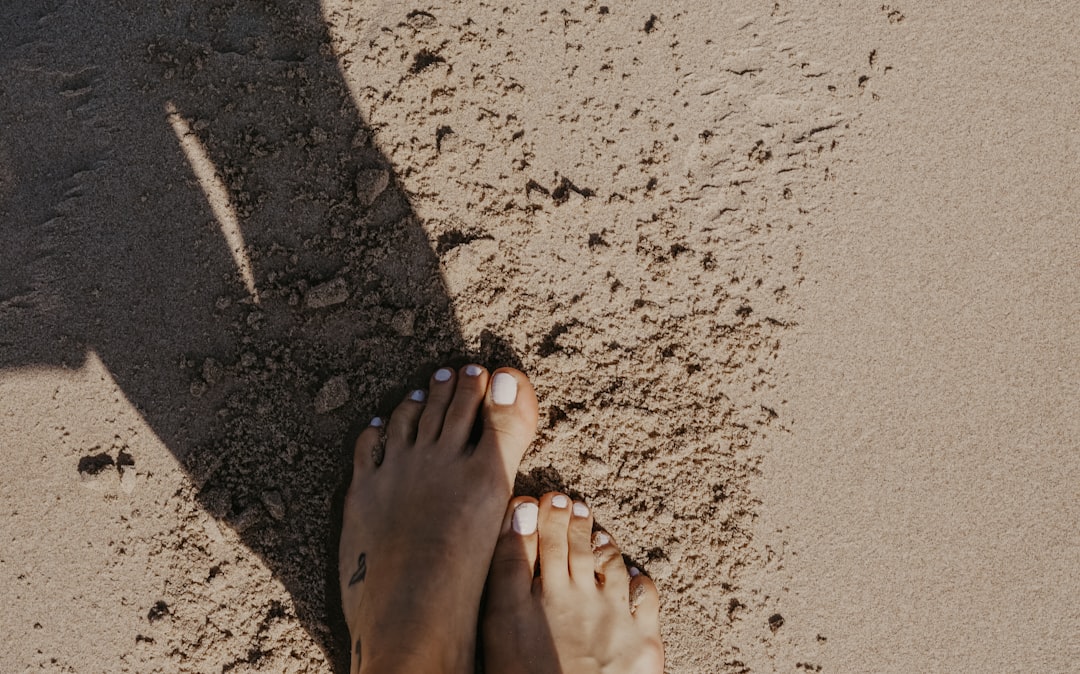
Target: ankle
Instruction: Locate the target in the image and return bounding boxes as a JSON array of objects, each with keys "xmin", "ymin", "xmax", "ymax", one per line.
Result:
[
  {"xmin": 357, "ymin": 648, "xmax": 473, "ymax": 674},
  {"xmin": 354, "ymin": 629, "xmax": 474, "ymax": 674}
]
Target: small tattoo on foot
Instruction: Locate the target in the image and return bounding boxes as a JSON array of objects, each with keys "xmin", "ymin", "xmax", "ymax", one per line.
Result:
[{"xmin": 348, "ymin": 552, "xmax": 367, "ymax": 586}]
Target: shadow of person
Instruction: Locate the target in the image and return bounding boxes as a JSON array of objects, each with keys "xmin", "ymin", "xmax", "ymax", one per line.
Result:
[{"xmin": 0, "ymin": 2, "xmax": 521, "ymax": 670}]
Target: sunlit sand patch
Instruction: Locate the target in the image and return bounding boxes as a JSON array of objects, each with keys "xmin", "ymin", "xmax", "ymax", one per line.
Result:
[
  {"xmin": 0, "ymin": 350, "xmax": 176, "ymax": 495},
  {"xmin": 165, "ymin": 101, "xmax": 259, "ymax": 304}
]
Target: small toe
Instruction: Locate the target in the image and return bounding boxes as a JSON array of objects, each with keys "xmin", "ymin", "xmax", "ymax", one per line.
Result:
[
  {"xmin": 536, "ymin": 492, "xmax": 573, "ymax": 586},
  {"xmin": 567, "ymin": 500, "xmax": 597, "ymax": 583},
  {"xmin": 476, "ymin": 368, "xmax": 539, "ymax": 484},
  {"xmin": 416, "ymin": 367, "xmax": 455, "ymax": 444},
  {"xmin": 350, "ymin": 419, "xmax": 382, "ymax": 482},
  {"xmin": 629, "ymin": 570, "xmax": 661, "ymax": 630},
  {"xmin": 438, "ymin": 364, "xmax": 489, "ymax": 449},
  {"xmin": 592, "ymin": 530, "xmax": 631, "ymax": 596},
  {"xmin": 486, "ymin": 497, "xmax": 540, "ymax": 612},
  {"xmin": 386, "ymin": 388, "xmax": 426, "ymax": 449}
]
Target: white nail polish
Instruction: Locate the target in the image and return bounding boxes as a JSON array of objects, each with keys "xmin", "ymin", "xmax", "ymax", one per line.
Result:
[
  {"xmin": 465, "ymin": 364, "xmax": 483, "ymax": 377},
  {"xmin": 409, "ymin": 389, "xmax": 426, "ymax": 402},
  {"xmin": 370, "ymin": 417, "xmax": 383, "ymax": 427},
  {"xmin": 572, "ymin": 502, "xmax": 589, "ymax": 518},
  {"xmin": 512, "ymin": 503, "xmax": 539, "ymax": 535},
  {"xmin": 434, "ymin": 368, "xmax": 452, "ymax": 382},
  {"xmin": 629, "ymin": 567, "xmax": 641, "ymax": 577},
  {"xmin": 491, "ymin": 372, "xmax": 517, "ymax": 405},
  {"xmin": 594, "ymin": 531, "xmax": 610, "ymax": 547},
  {"xmin": 551, "ymin": 494, "xmax": 569, "ymax": 509}
]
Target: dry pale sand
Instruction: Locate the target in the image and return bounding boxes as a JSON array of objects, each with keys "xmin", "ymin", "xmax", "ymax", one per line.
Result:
[{"xmin": 1, "ymin": 1, "xmax": 1077, "ymax": 672}]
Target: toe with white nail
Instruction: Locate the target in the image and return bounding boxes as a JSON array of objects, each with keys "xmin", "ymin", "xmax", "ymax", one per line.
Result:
[
  {"xmin": 491, "ymin": 372, "xmax": 518, "ymax": 405},
  {"xmin": 512, "ymin": 502, "xmax": 539, "ymax": 535}
]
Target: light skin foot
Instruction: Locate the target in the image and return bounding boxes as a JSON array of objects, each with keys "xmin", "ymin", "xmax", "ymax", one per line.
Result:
[
  {"xmin": 482, "ymin": 492, "xmax": 665, "ymax": 674},
  {"xmin": 338, "ymin": 365, "xmax": 538, "ymax": 674}
]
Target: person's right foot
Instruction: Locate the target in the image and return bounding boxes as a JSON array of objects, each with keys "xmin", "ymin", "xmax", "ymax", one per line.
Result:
[
  {"xmin": 482, "ymin": 492, "xmax": 664, "ymax": 674},
  {"xmin": 339, "ymin": 366, "xmax": 538, "ymax": 674}
]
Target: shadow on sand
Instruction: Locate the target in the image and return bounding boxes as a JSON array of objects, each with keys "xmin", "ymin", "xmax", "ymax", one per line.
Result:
[{"xmin": 0, "ymin": 1, "xmax": 527, "ymax": 670}]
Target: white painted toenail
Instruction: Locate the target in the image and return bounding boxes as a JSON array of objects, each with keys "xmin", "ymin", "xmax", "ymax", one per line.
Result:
[
  {"xmin": 370, "ymin": 417, "xmax": 383, "ymax": 427},
  {"xmin": 594, "ymin": 531, "xmax": 610, "ymax": 547},
  {"xmin": 434, "ymin": 368, "xmax": 452, "ymax": 382},
  {"xmin": 551, "ymin": 495, "xmax": 569, "ymax": 509},
  {"xmin": 409, "ymin": 389, "xmax": 426, "ymax": 402},
  {"xmin": 572, "ymin": 502, "xmax": 589, "ymax": 518},
  {"xmin": 512, "ymin": 503, "xmax": 538, "ymax": 535},
  {"xmin": 491, "ymin": 372, "xmax": 518, "ymax": 405},
  {"xmin": 629, "ymin": 566, "xmax": 641, "ymax": 577},
  {"xmin": 465, "ymin": 364, "xmax": 483, "ymax": 377}
]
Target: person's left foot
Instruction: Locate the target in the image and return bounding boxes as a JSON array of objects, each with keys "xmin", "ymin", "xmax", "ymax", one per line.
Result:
[
  {"xmin": 482, "ymin": 493, "xmax": 664, "ymax": 674},
  {"xmin": 338, "ymin": 365, "xmax": 538, "ymax": 674}
]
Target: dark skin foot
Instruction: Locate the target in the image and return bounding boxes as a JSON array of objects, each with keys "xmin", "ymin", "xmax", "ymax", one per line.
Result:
[
  {"xmin": 482, "ymin": 492, "xmax": 664, "ymax": 674},
  {"xmin": 338, "ymin": 366, "xmax": 538, "ymax": 674}
]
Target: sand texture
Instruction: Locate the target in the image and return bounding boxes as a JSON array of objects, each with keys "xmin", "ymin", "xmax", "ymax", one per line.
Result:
[{"xmin": 1, "ymin": 1, "xmax": 1077, "ymax": 672}]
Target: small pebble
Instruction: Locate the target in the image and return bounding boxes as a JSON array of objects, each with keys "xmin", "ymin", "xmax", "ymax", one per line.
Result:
[
  {"xmin": 315, "ymin": 375, "xmax": 349, "ymax": 414},
  {"xmin": 230, "ymin": 507, "xmax": 260, "ymax": 532},
  {"xmin": 305, "ymin": 278, "xmax": 349, "ymax": 309},
  {"xmin": 120, "ymin": 468, "xmax": 138, "ymax": 494},
  {"xmin": 355, "ymin": 168, "xmax": 389, "ymax": 206},
  {"xmin": 768, "ymin": 613, "xmax": 785, "ymax": 632},
  {"xmin": 261, "ymin": 490, "xmax": 286, "ymax": 520},
  {"xmin": 201, "ymin": 358, "xmax": 223, "ymax": 385},
  {"xmin": 352, "ymin": 129, "xmax": 371, "ymax": 148},
  {"xmin": 391, "ymin": 309, "xmax": 416, "ymax": 336},
  {"xmin": 407, "ymin": 11, "xmax": 437, "ymax": 30}
]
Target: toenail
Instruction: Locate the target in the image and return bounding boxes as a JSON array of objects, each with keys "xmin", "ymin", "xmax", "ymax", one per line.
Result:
[
  {"xmin": 572, "ymin": 502, "xmax": 589, "ymax": 518},
  {"xmin": 512, "ymin": 503, "xmax": 539, "ymax": 535},
  {"xmin": 551, "ymin": 494, "xmax": 569, "ymax": 509},
  {"xmin": 629, "ymin": 566, "xmax": 641, "ymax": 577},
  {"xmin": 434, "ymin": 368, "xmax": 452, "ymax": 382},
  {"xmin": 370, "ymin": 416, "xmax": 383, "ymax": 427},
  {"xmin": 593, "ymin": 531, "xmax": 610, "ymax": 547},
  {"xmin": 465, "ymin": 364, "xmax": 483, "ymax": 377},
  {"xmin": 409, "ymin": 389, "xmax": 426, "ymax": 402},
  {"xmin": 491, "ymin": 372, "xmax": 518, "ymax": 405}
]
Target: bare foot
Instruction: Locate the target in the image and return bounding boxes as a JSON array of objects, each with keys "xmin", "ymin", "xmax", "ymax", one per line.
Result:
[
  {"xmin": 339, "ymin": 366, "xmax": 538, "ymax": 674},
  {"xmin": 482, "ymin": 492, "xmax": 664, "ymax": 674}
]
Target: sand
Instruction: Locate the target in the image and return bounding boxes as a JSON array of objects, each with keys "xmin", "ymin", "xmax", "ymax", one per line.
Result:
[{"xmin": 1, "ymin": 1, "xmax": 1076, "ymax": 672}]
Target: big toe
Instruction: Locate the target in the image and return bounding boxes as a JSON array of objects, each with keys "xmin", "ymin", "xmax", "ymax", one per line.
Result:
[
  {"xmin": 486, "ymin": 497, "xmax": 541, "ymax": 613},
  {"xmin": 476, "ymin": 368, "xmax": 539, "ymax": 483}
]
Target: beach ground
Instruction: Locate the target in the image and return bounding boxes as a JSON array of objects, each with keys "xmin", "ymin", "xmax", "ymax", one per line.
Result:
[{"xmin": 1, "ymin": 1, "xmax": 1076, "ymax": 671}]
